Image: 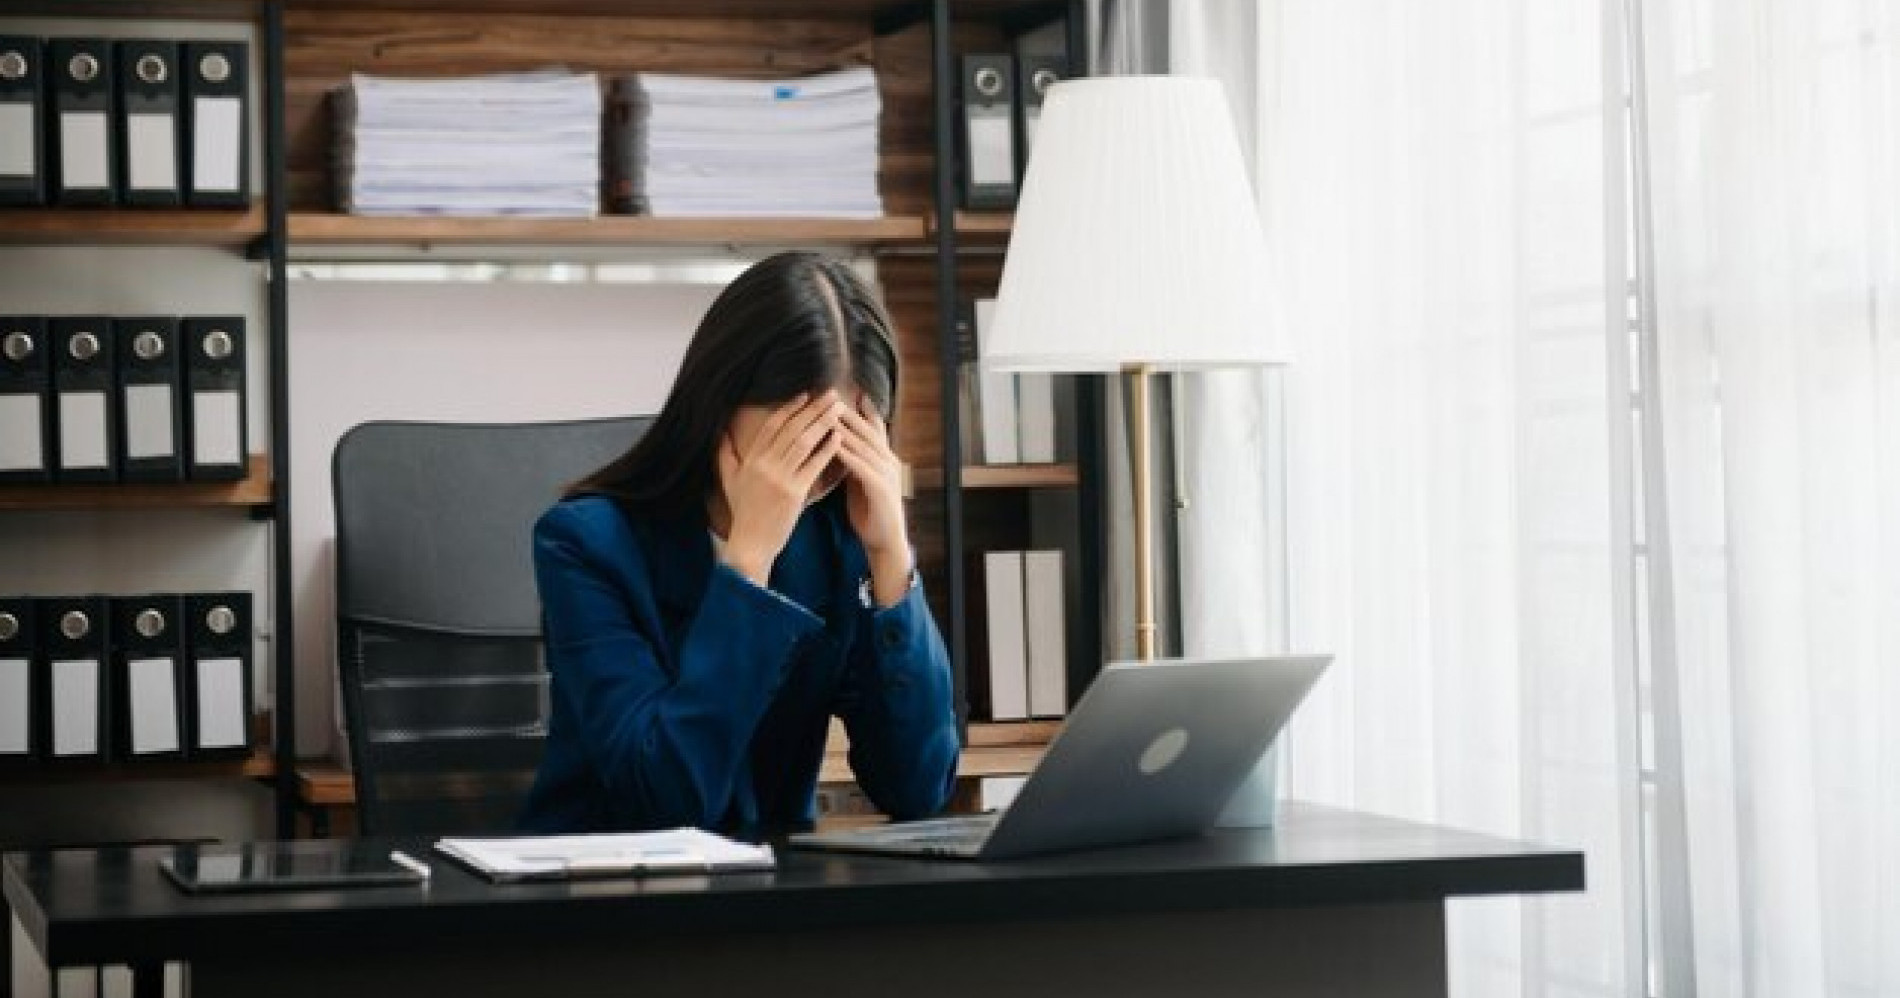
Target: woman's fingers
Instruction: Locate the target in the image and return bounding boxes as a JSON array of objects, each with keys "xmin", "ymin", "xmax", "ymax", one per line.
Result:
[
  {"xmin": 751, "ymin": 392, "xmax": 812, "ymax": 455},
  {"xmin": 767, "ymin": 392, "xmax": 836, "ymax": 460},
  {"xmin": 794, "ymin": 424, "xmax": 844, "ymax": 484}
]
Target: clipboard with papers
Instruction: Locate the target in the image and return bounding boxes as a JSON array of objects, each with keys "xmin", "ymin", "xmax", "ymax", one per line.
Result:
[{"xmin": 433, "ymin": 828, "xmax": 777, "ymax": 883}]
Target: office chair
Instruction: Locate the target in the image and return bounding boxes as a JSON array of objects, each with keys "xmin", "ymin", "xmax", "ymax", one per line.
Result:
[{"xmin": 331, "ymin": 416, "xmax": 652, "ymax": 835}]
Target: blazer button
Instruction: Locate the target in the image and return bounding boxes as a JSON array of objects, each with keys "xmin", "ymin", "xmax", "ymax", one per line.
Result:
[{"xmin": 880, "ymin": 625, "xmax": 903, "ymax": 650}]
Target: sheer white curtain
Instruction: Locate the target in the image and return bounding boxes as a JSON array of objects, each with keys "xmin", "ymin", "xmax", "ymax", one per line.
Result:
[
  {"xmin": 1171, "ymin": 0, "xmax": 1645, "ymax": 994},
  {"xmin": 1640, "ymin": 0, "xmax": 1900, "ymax": 994}
]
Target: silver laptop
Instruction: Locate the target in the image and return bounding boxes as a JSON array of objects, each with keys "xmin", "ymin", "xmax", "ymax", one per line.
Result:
[{"xmin": 789, "ymin": 654, "xmax": 1331, "ymax": 861}]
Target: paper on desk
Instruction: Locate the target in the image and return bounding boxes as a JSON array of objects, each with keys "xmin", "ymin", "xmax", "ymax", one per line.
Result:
[{"xmin": 435, "ymin": 828, "xmax": 776, "ymax": 881}]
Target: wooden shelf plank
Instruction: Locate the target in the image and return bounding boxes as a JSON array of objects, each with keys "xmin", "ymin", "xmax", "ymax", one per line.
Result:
[
  {"xmin": 966, "ymin": 719, "xmax": 1064, "ymax": 747},
  {"xmin": 281, "ymin": 0, "xmax": 1057, "ymax": 17},
  {"xmin": 820, "ymin": 743, "xmax": 1047, "ymax": 785},
  {"xmin": 0, "ymin": 455, "xmax": 272, "ymax": 512},
  {"xmin": 0, "ymin": 747, "xmax": 274, "ymax": 787},
  {"xmin": 912, "ymin": 463, "xmax": 1079, "ymax": 491},
  {"xmin": 0, "ymin": 206, "xmax": 267, "ymax": 247},
  {"xmin": 287, "ymin": 213, "xmax": 927, "ymax": 249},
  {"xmin": 0, "ymin": 1, "xmax": 263, "ymax": 19},
  {"xmin": 931, "ymin": 211, "xmax": 1014, "ymax": 239}
]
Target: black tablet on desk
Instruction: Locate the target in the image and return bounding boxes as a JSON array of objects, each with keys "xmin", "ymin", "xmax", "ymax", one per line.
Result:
[{"xmin": 160, "ymin": 841, "xmax": 429, "ymax": 893}]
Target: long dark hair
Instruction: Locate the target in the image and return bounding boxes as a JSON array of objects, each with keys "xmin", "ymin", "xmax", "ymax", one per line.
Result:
[{"xmin": 571, "ymin": 251, "xmax": 900, "ymax": 517}]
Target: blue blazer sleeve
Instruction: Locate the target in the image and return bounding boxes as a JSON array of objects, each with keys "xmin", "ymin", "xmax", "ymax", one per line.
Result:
[
  {"xmin": 834, "ymin": 576, "xmax": 961, "ymax": 820},
  {"xmin": 534, "ymin": 502, "xmax": 823, "ymax": 829}
]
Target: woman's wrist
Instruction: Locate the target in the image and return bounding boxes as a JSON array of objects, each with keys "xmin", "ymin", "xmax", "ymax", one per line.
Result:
[{"xmin": 868, "ymin": 545, "xmax": 915, "ymax": 608}]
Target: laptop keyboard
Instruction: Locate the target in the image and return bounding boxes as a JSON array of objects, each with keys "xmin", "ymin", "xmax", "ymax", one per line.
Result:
[{"xmin": 860, "ymin": 813, "xmax": 998, "ymax": 847}]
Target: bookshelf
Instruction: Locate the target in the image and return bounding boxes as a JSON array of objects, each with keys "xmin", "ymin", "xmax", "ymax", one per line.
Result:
[
  {"xmin": 0, "ymin": 6, "xmax": 296, "ymax": 840},
  {"xmin": 0, "ymin": 1, "xmax": 1098, "ymax": 835},
  {"xmin": 270, "ymin": 0, "xmax": 1102, "ymax": 785}
]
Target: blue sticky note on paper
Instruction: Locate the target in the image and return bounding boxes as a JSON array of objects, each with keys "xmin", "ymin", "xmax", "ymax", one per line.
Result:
[{"xmin": 774, "ymin": 85, "xmax": 800, "ymax": 100}]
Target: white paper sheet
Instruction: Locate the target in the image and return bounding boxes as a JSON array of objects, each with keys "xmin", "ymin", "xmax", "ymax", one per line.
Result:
[
  {"xmin": 51, "ymin": 658, "xmax": 100, "ymax": 757},
  {"xmin": 191, "ymin": 389, "xmax": 241, "ymax": 467},
  {"xmin": 128, "ymin": 657, "xmax": 181, "ymax": 755},
  {"xmin": 0, "ymin": 393, "xmax": 44, "ymax": 472},
  {"xmin": 0, "ymin": 658, "xmax": 30, "ymax": 754},
  {"xmin": 0, "ymin": 103, "xmax": 35, "ymax": 177},
  {"xmin": 58, "ymin": 111, "xmax": 109, "ymax": 190},
  {"xmin": 191, "ymin": 96, "xmax": 241, "ymax": 193},
  {"xmin": 125, "ymin": 384, "xmax": 176, "ymax": 459},
  {"xmin": 127, "ymin": 112, "xmax": 178, "ymax": 191},
  {"xmin": 436, "ymin": 828, "xmax": 775, "ymax": 881},
  {"xmin": 58, "ymin": 391, "xmax": 109, "ymax": 471},
  {"xmin": 194, "ymin": 656, "xmax": 247, "ymax": 749}
]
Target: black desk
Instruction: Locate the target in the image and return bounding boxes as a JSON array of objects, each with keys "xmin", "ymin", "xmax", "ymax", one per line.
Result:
[{"xmin": 7, "ymin": 803, "xmax": 1583, "ymax": 998}]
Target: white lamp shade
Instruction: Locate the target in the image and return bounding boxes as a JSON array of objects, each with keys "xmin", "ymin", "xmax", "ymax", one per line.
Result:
[{"xmin": 985, "ymin": 76, "xmax": 1287, "ymax": 372}]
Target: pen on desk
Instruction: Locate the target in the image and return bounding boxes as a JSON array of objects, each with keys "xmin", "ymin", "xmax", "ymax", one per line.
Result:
[{"xmin": 389, "ymin": 850, "xmax": 432, "ymax": 880}]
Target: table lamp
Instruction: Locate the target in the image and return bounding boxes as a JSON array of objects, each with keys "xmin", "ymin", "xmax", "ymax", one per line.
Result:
[{"xmin": 983, "ymin": 75, "xmax": 1289, "ymax": 662}]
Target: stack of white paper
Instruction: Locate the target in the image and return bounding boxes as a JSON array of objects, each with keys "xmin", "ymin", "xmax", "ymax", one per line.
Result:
[
  {"xmin": 435, "ymin": 828, "xmax": 776, "ymax": 882},
  {"xmin": 335, "ymin": 70, "xmax": 601, "ymax": 217},
  {"xmin": 611, "ymin": 68, "xmax": 883, "ymax": 218}
]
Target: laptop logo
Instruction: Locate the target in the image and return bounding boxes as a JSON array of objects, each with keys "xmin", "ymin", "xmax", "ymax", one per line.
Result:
[{"xmin": 1139, "ymin": 729, "xmax": 1190, "ymax": 775}]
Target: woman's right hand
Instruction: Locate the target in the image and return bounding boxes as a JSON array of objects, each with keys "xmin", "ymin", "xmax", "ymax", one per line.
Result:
[{"xmin": 717, "ymin": 392, "xmax": 844, "ymax": 588}]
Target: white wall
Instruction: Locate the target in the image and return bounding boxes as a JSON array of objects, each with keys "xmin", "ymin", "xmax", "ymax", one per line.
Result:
[{"xmin": 286, "ymin": 275, "xmax": 724, "ymax": 756}]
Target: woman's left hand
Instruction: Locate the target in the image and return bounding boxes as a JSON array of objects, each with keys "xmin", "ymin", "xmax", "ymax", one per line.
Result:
[{"xmin": 835, "ymin": 396, "xmax": 913, "ymax": 606}]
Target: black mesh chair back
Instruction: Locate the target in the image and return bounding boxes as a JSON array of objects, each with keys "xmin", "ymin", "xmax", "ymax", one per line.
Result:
[{"xmin": 332, "ymin": 416, "xmax": 652, "ymax": 835}]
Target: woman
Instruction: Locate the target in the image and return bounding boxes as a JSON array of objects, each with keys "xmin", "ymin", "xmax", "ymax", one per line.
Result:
[{"xmin": 519, "ymin": 252, "xmax": 961, "ymax": 835}]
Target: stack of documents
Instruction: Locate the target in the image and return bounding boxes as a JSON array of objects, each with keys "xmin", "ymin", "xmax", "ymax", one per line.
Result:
[
  {"xmin": 335, "ymin": 70, "xmax": 601, "ymax": 216},
  {"xmin": 435, "ymin": 828, "xmax": 777, "ymax": 882},
  {"xmin": 608, "ymin": 68, "xmax": 883, "ymax": 218}
]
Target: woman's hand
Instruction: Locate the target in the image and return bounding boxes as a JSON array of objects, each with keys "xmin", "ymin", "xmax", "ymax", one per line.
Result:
[
  {"xmin": 718, "ymin": 393, "xmax": 844, "ymax": 588},
  {"xmin": 835, "ymin": 395, "xmax": 914, "ymax": 607}
]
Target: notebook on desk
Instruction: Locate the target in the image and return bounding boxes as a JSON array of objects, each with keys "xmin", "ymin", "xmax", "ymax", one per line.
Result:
[
  {"xmin": 790, "ymin": 655, "xmax": 1332, "ymax": 861},
  {"xmin": 434, "ymin": 828, "xmax": 776, "ymax": 883}
]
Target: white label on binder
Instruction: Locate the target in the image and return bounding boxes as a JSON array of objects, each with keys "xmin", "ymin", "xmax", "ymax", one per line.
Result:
[
  {"xmin": 969, "ymin": 114, "xmax": 1013, "ymax": 186},
  {"xmin": 0, "ymin": 103, "xmax": 34, "ymax": 177},
  {"xmin": 192, "ymin": 389, "xmax": 241, "ymax": 467},
  {"xmin": 192, "ymin": 96, "xmax": 241, "ymax": 193},
  {"xmin": 195, "ymin": 656, "xmax": 246, "ymax": 749},
  {"xmin": 125, "ymin": 383, "xmax": 175, "ymax": 459},
  {"xmin": 58, "ymin": 111, "xmax": 110, "ymax": 190},
  {"xmin": 0, "ymin": 658, "xmax": 29, "ymax": 754},
  {"xmin": 1017, "ymin": 373, "xmax": 1056, "ymax": 463},
  {"xmin": 984, "ymin": 551, "xmax": 1029, "ymax": 721},
  {"xmin": 51, "ymin": 658, "xmax": 100, "ymax": 757},
  {"xmin": 1025, "ymin": 550, "xmax": 1068, "ymax": 717},
  {"xmin": 0, "ymin": 393, "xmax": 43, "ymax": 471},
  {"xmin": 127, "ymin": 112, "xmax": 178, "ymax": 191},
  {"xmin": 128, "ymin": 657, "xmax": 181, "ymax": 755},
  {"xmin": 974, "ymin": 299, "xmax": 1020, "ymax": 464},
  {"xmin": 58, "ymin": 391, "xmax": 109, "ymax": 470}
]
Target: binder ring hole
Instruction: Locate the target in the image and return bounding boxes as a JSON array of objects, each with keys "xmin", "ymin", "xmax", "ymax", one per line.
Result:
[
  {"xmin": 199, "ymin": 52, "xmax": 231, "ymax": 84},
  {"xmin": 69, "ymin": 332, "xmax": 101, "ymax": 362},
  {"xmin": 202, "ymin": 330, "xmax": 235, "ymax": 360},
  {"xmin": 2, "ymin": 332, "xmax": 32, "ymax": 362},
  {"xmin": 60, "ymin": 611, "xmax": 91, "ymax": 641},
  {"xmin": 0, "ymin": 52, "xmax": 25, "ymax": 81},
  {"xmin": 69, "ymin": 53, "xmax": 100, "ymax": 83},
  {"xmin": 0, "ymin": 613, "xmax": 17, "ymax": 642},
  {"xmin": 136, "ymin": 53, "xmax": 169, "ymax": 85},
  {"xmin": 135, "ymin": 609, "xmax": 168, "ymax": 639},
  {"xmin": 206, "ymin": 606, "xmax": 238, "ymax": 636},
  {"xmin": 133, "ymin": 331, "xmax": 167, "ymax": 361},
  {"xmin": 973, "ymin": 67, "xmax": 1004, "ymax": 98},
  {"xmin": 1032, "ymin": 69, "xmax": 1060, "ymax": 95}
]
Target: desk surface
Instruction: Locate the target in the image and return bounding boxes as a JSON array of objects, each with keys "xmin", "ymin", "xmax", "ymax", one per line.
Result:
[{"xmin": 6, "ymin": 803, "xmax": 1585, "ymax": 968}]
